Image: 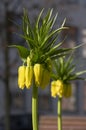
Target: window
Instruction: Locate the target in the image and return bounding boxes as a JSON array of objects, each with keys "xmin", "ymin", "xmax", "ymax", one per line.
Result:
[{"xmin": 61, "ymin": 26, "xmax": 78, "ymax": 48}]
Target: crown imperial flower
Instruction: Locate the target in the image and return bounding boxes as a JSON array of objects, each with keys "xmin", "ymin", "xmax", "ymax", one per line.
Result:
[
  {"xmin": 34, "ymin": 64, "xmax": 43, "ymax": 86},
  {"xmin": 25, "ymin": 66, "xmax": 33, "ymax": 89},
  {"xmin": 34, "ymin": 63, "xmax": 50, "ymax": 89},
  {"xmin": 18, "ymin": 66, "xmax": 26, "ymax": 89},
  {"xmin": 51, "ymin": 80, "xmax": 64, "ymax": 98}
]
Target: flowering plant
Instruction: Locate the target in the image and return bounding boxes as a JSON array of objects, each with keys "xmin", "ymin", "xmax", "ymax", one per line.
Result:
[
  {"xmin": 51, "ymin": 55, "xmax": 86, "ymax": 130},
  {"xmin": 10, "ymin": 9, "xmax": 86, "ymax": 130}
]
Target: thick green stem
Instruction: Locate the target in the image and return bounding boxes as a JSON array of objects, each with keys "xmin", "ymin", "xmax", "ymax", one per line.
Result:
[
  {"xmin": 32, "ymin": 82, "xmax": 38, "ymax": 130},
  {"xmin": 57, "ymin": 97, "xmax": 62, "ymax": 130}
]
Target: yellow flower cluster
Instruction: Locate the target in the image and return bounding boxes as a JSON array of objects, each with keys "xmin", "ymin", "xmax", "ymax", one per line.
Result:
[
  {"xmin": 51, "ymin": 80, "xmax": 72, "ymax": 98},
  {"xmin": 18, "ymin": 65, "xmax": 33, "ymax": 89},
  {"xmin": 18, "ymin": 57, "xmax": 51, "ymax": 89}
]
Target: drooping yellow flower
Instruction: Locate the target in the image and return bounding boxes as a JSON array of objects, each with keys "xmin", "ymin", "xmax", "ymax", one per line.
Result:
[
  {"xmin": 18, "ymin": 66, "xmax": 26, "ymax": 89},
  {"xmin": 51, "ymin": 80, "xmax": 64, "ymax": 98},
  {"xmin": 25, "ymin": 66, "xmax": 33, "ymax": 89},
  {"xmin": 34, "ymin": 63, "xmax": 50, "ymax": 88},
  {"xmin": 51, "ymin": 81, "xmax": 58, "ymax": 98},
  {"xmin": 34, "ymin": 64, "xmax": 43, "ymax": 86},
  {"xmin": 63, "ymin": 83, "xmax": 72, "ymax": 98}
]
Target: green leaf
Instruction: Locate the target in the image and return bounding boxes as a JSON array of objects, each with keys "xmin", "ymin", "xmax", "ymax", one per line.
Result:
[
  {"xmin": 73, "ymin": 43, "xmax": 85, "ymax": 50},
  {"xmin": 22, "ymin": 9, "xmax": 34, "ymax": 48},
  {"xmin": 66, "ymin": 65, "xmax": 75, "ymax": 75},
  {"xmin": 75, "ymin": 70, "xmax": 86, "ymax": 76},
  {"xmin": 47, "ymin": 47, "xmax": 73, "ymax": 58},
  {"xmin": 9, "ymin": 45, "xmax": 30, "ymax": 61},
  {"xmin": 50, "ymin": 52, "xmax": 70, "ymax": 60},
  {"xmin": 61, "ymin": 18, "xmax": 66, "ymax": 28},
  {"xmin": 36, "ymin": 8, "xmax": 44, "ymax": 30},
  {"xmin": 59, "ymin": 58, "xmax": 64, "ymax": 75},
  {"xmin": 68, "ymin": 75, "xmax": 85, "ymax": 81},
  {"xmin": 43, "ymin": 9, "xmax": 53, "ymax": 24},
  {"xmin": 63, "ymin": 54, "xmax": 74, "ymax": 74},
  {"xmin": 39, "ymin": 10, "xmax": 57, "ymax": 47},
  {"xmin": 41, "ymin": 26, "xmax": 68, "ymax": 47}
]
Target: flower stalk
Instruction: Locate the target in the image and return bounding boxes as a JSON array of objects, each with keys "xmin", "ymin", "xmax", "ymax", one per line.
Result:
[
  {"xmin": 32, "ymin": 79, "xmax": 38, "ymax": 130},
  {"xmin": 58, "ymin": 97, "xmax": 62, "ymax": 130}
]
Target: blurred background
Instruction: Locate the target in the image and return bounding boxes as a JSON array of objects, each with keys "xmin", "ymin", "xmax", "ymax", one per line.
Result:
[{"xmin": 0, "ymin": 0, "xmax": 86, "ymax": 130}]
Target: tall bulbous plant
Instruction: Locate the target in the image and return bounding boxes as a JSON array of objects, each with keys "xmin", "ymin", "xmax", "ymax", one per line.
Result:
[
  {"xmin": 10, "ymin": 9, "xmax": 81, "ymax": 130},
  {"xmin": 51, "ymin": 55, "xmax": 86, "ymax": 130}
]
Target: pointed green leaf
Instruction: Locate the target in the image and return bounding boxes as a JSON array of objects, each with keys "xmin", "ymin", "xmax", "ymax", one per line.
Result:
[
  {"xmin": 36, "ymin": 8, "xmax": 44, "ymax": 30},
  {"xmin": 64, "ymin": 54, "xmax": 73, "ymax": 72},
  {"xmin": 61, "ymin": 18, "xmax": 66, "ymax": 27},
  {"xmin": 41, "ymin": 26, "xmax": 68, "ymax": 47},
  {"xmin": 75, "ymin": 70, "xmax": 86, "ymax": 76}
]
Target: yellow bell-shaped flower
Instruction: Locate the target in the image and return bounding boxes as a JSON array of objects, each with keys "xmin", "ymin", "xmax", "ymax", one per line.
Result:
[
  {"xmin": 63, "ymin": 83, "xmax": 72, "ymax": 98},
  {"xmin": 18, "ymin": 66, "xmax": 26, "ymax": 89},
  {"xmin": 51, "ymin": 81, "xmax": 58, "ymax": 98},
  {"xmin": 51, "ymin": 80, "xmax": 64, "ymax": 98},
  {"xmin": 56, "ymin": 80, "xmax": 64, "ymax": 97},
  {"xmin": 34, "ymin": 64, "xmax": 43, "ymax": 86},
  {"xmin": 34, "ymin": 64, "xmax": 50, "ymax": 88},
  {"xmin": 25, "ymin": 66, "xmax": 33, "ymax": 89}
]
